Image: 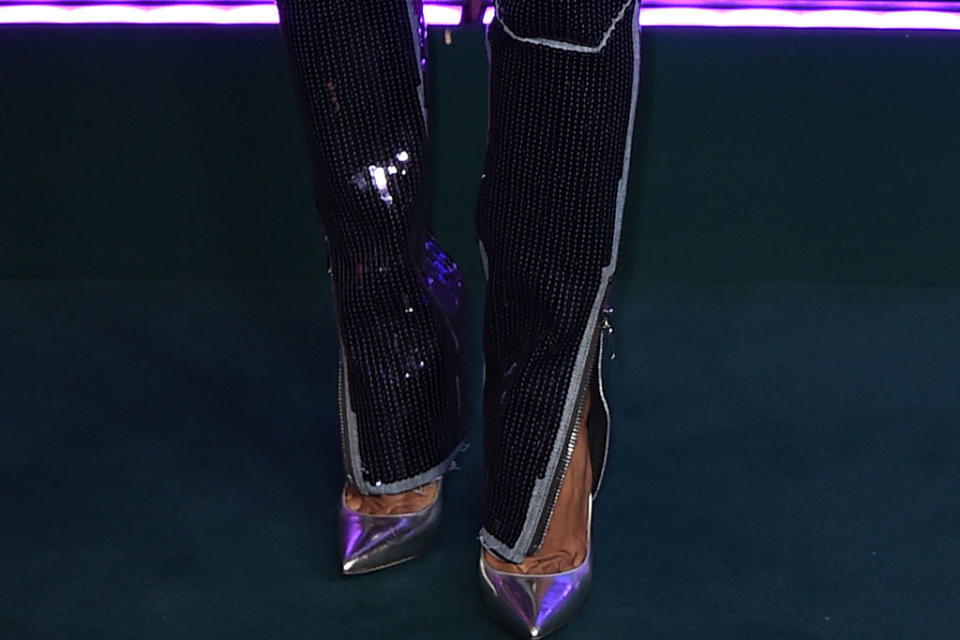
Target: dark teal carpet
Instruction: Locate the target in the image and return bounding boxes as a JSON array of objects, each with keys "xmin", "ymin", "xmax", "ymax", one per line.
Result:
[
  {"xmin": 2, "ymin": 278, "xmax": 958, "ymax": 639},
  {"xmin": 3, "ymin": 20, "xmax": 959, "ymax": 640}
]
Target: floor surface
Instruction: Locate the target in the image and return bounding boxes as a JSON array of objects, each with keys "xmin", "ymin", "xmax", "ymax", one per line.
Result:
[{"xmin": 2, "ymin": 278, "xmax": 958, "ymax": 639}]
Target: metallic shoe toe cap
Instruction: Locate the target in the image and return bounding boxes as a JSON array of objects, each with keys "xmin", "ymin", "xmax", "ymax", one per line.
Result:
[
  {"xmin": 478, "ymin": 551, "xmax": 592, "ymax": 639},
  {"xmin": 338, "ymin": 488, "xmax": 442, "ymax": 575}
]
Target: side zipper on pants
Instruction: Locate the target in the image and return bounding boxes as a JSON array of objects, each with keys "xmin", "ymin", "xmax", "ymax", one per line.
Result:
[
  {"xmin": 527, "ymin": 297, "xmax": 614, "ymax": 554},
  {"xmin": 328, "ymin": 243, "xmax": 357, "ymax": 487},
  {"xmin": 592, "ymin": 304, "xmax": 614, "ymax": 495}
]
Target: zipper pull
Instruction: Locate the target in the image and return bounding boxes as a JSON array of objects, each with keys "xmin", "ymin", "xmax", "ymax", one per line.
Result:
[{"xmin": 600, "ymin": 305, "xmax": 615, "ymax": 360}]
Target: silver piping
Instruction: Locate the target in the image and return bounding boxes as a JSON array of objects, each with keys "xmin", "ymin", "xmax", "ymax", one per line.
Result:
[
  {"xmin": 478, "ymin": 238, "xmax": 490, "ymax": 281},
  {"xmin": 495, "ymin": 0, "xmax": 636, "ymax": 54}
]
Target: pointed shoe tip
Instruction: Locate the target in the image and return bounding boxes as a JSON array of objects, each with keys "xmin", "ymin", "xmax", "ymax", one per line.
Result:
[
  {"xmin": 339, "ymin": 536, "xmax": 423, "ymax": 576},
  {"xmin": 340, "ymin": 553, "xmax": 413, "ymax": 576},
  {"xmin": 337, "ymin": 492, "xmax": 442, "ymax": 576},
  {"xmin": 479, "ymin": 552, "xmax": 592, "ymax": 639}
]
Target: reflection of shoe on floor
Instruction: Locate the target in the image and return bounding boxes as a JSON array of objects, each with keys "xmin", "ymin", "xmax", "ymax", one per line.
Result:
[{"xmin": 338, "ymin": 480, "xmax": 443, "ymax": 575}]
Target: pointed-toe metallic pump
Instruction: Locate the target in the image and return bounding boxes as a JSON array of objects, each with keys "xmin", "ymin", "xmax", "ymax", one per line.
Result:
[
  {"xmin": 478, "ymin": 499, "xmax": 593, "ymax": 639},
  {"xmin": 338, "ymin": 480, "xmax": 443, "ymax": 575}
]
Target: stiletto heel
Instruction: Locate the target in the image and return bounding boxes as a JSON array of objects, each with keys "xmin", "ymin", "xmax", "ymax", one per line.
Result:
[
  {"xmin": 478, "ymin": 499, "xmax": 593, "ymax": 638},
  {"xmin": 338, "ymin": 480, "xmax": 443, "ymax": 575}
]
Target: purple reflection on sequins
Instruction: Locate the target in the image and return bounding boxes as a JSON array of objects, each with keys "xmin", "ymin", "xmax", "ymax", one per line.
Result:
[{"xmin": 421, "ymin": 233, "xmax": 464, "ymax": 317}]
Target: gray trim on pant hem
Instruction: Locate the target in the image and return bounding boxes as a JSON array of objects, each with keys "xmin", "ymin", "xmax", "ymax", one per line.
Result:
[
  {"xmin": 479, "ymin": 527, "xmax": 526, "ymax": 564},
  {"xmin": 341, "ymin": 349, "xmax": 466, "ymax": 495},
  {"xmin": 348, "ymin": 437, "xmax": 466, "ymax": 495},
  {"xmin": 481, "ymin": 0, "xmax": 642, "ymax": 563}
]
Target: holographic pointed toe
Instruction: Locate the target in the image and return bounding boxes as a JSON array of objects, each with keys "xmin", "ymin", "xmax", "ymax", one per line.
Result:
[
  {"xmin": 479, "ymin": 551, "xmax": 591, "ymax": 639},
  {"xmin": 479, "ymin": 500, "xmax": 594, "ymax": 638},
  {"xmin": 338, "ymin": 481, "xmax": 443, "ymax": 575}
]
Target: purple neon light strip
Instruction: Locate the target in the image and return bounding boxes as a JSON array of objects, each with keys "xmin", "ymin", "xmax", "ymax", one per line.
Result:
[
  {"xmin": 1, "ymin": 2, "xmax": 959, "ymax": 29},
  {"xmin": 481, "ymin": 3, "xmax": 960, "ymax": 28},
  {"xmin": 641, "ymin": 6, "xmax": 960, "ymax": 26},
  {"xmin": 0, "ymin": 3, "xmax": 463, "ymax": 24}
]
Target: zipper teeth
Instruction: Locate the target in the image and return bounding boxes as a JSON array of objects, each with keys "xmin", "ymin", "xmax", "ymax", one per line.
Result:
[
  {"xmin": 592, "ymin": 309, "xmax": 613, "ymax": 495},
  {"xmin": 337, "ymin": 354, "xmax": 353, "ymax": 484},
  {"xmin": 530, "ymin": 316, "xmax": 603, "ymax": 553},
  {"xmin": 328, "ymin": 250, "xmax": 356, "ymax": 487}
]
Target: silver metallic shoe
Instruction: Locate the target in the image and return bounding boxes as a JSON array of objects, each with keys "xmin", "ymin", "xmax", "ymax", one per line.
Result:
[
  {"xmin": 338, "ymin": 480, "xmax": 443, "ymax": 575},
  {"xmin": 478, "ymin": 499, "xmax": 593, "ymax": 638}
]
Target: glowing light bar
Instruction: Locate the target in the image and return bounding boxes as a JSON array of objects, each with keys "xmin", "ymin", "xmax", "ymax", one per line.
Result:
[
  {"xmin": 0, "ymin": 1, "xmax": 958, "ymax": 29},
  {"xmin": 0, "ymin": 3, "xmax": 274, "ymax": 23},
  {"xmin": 641, "ymin": 7, "xmax": 960, "ymax": 27},
  {"xmin": 423, "ymin": 3, "xmax": 462, "ymax": 25},
  {"xmin": 483, "ymin": 3, "xmax": 960, "ymax": 29},
  {"xmin": 0, "ymin": 2, "xmax": 463, "ymax": 25}
]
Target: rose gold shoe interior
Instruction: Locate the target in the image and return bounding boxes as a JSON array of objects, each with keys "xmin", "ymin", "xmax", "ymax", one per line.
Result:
[{"xmin": 344, "ymin": 479, "xmax": 441, "ymax": 516}]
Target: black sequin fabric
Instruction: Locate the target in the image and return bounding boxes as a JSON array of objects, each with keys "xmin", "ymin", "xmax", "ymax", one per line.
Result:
[
  {"xmin": 477, "ymin": 0, "xmax": 641, "ymax": 561},
  {"xmin": 275, "ymin": 0, "xmax": 469, "ymax": 494},
  {"xmin": 275, "ymin": 0, "xmax": 640, "ymax": 561}
]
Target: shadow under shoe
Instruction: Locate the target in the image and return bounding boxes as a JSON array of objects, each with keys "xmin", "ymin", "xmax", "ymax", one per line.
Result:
[{"xmin": 338, "ymin": 480, "xmax": 443, "ymax": 575}]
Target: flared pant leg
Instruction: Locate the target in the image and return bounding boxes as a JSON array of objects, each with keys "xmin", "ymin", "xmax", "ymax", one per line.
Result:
[
  {"xmin": 275, "ymin": 0, "xmax": 469, "ymax": 494},
  {"xmin": 477, "ymin": 0, "xmax": 642, "ymax": 563}
]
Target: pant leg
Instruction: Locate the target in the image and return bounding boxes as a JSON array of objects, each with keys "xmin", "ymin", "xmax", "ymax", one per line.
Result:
[
  {"xmin": 275, "ymin": 0, "xmax": 468, "ymax": 494},
  {"xmin": 477, "ymin": 0, "xmax": 642, "ymax": 562}
]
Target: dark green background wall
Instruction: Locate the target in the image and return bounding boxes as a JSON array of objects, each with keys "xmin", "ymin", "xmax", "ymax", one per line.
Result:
[{"xmin": 1, "ymin": 25, "xmax": 959, "ymax": 284}]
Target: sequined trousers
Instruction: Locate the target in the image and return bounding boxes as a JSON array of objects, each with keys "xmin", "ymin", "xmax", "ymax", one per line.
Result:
[{"xmin": 275, "ymin": 0, "xmax": 641, "ymax": 564}]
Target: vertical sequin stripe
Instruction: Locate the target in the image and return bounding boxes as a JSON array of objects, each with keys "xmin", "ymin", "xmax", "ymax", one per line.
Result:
[{"xmin": 277, "ymin": 0, "xmax": 466, "ymax": 494}]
